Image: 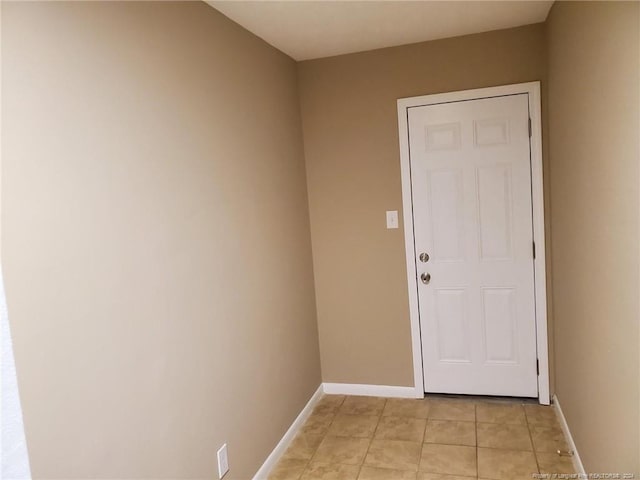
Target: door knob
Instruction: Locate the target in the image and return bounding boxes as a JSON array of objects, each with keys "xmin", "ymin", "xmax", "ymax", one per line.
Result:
[
  {"xmin": 420, "ymin": 272, "xmax": 431, "ymax": 284},
  {"xmin": 419, "ymin": 252, "xmax": 430, "ymax": 263}
]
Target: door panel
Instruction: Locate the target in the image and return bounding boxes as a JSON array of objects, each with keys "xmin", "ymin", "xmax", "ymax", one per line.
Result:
[
  {"xmin": 477, "ymin": 165, "xmax": 513, "ymax": 260},
  {"xmin": 434, "ymin": 288, "xmax": 469, "ymax": 362},
  {"xmin": 408, "ymin": 94, "xmax": 537, "ymax": 397},
  {"xmin": 481, "ymin": 287, "xmax": 517, "ymax": 364},
  {"xmin": 427, "ymin": 169, "xmax": 464, "ymax": 262}
]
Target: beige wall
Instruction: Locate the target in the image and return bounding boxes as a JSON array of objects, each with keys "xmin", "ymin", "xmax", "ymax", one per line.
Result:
[
  {"xmin": 298, "ymin": 24, "xmax": 550, "ymax": 387},
  {"xmin": 1, "ymin": 2, "xmax": 320, "ymax": 479},
  {"xmin": 546, "ymin": 1, "xmax": 640, "ymax": 474}
]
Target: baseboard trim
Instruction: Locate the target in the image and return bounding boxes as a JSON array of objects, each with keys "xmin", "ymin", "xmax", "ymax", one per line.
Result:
[
  {"xmin": 552, "ymin": 394, "xmax": 586, "ymax": 475},
  {"xmin": 252, "ymin": 384, "xmax": 323, "ymax": 480},
  {"xmin": 322, "ymin": 382, "xmax": 421, "ymax": 398}
]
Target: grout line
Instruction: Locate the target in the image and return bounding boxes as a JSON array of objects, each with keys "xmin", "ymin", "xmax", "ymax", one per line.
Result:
[
  {"xmin": 299, "ymin": 395, "xmax": 344, "ymax": 476},
  {"xmin": 355, "ymin": 397, "xmax": 386, "ymax": 479},
  {"xmin": 418, "ymin": 404, "xmax": 431, "ymax": 472},
  {"xmin": 526, "ymin": 411, "xmax": 542, "ymax": 474},
  {"xmin": 474, "ymin": 403, "xmax": 479, "ymax": 478}
]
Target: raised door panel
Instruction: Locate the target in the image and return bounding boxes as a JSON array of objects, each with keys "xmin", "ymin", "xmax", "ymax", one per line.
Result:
[
  {"xmin": 476, "ymin": 165, "xmax": 514, "ymax": 261},
  {"xmin": 427, "ymin": 169, "xmax": 464, "ymax": 263},
  {"xmin": 481, "ymin": 287, "xmax": 518, "ymax": 364},
  {"xmin": 434, "ymin": 288, "xmax": 470, "ymax": 363}
]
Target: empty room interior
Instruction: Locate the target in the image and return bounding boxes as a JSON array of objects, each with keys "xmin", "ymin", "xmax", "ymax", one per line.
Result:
[{"xmin": 1, "ymin": 1, "xmax": 639, "ymax": 479}]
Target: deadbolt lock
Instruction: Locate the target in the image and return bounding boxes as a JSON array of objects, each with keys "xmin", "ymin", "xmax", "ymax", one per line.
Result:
[{"xmin": 419, "ymin": 252, "xmax": 430, "ymax": 263}]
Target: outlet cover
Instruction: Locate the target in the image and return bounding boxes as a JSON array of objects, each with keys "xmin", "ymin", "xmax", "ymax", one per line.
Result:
[
  {"xmin": 386, "ymin": 210, "xmax": 399, "ymax": 229},
  {"xmin": 217, "ymin": 443, "xmax": 229, "ymax": 479}
]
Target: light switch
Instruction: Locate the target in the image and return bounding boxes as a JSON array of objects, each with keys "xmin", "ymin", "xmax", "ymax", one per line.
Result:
[{"xmin": 386, "ymin": 210, "xmax": 399, "ymax": 229}]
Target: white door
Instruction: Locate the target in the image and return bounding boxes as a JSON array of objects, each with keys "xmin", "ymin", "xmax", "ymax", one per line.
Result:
[{"xmin": 408, "ymin": 94, "xmax": 538, "ymax": 397}]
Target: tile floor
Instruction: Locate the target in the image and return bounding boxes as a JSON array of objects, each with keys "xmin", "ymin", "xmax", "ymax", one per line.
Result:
[{"xmin": 269, "ymin": 395, "xmax": 575, "ymax": 480}]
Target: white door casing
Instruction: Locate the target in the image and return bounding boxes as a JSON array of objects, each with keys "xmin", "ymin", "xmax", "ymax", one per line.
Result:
[{"xmin": 397, "ymin": 83, "xmax": 549, "ymax": 403}]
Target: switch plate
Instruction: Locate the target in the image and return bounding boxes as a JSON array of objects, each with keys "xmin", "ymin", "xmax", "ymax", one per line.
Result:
[
  {"xmin": 386, "ymin": 210, "xmax": 399, "ymax": 229},
  {"xmin": 217, "ymin": 443, "xmax": 229, "ymax": 479}
]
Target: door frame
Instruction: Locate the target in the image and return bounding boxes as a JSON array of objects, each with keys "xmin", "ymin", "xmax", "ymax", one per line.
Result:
[{"xmin": 397, "ymin": 81, "xmax": 550, "ymax": 404}]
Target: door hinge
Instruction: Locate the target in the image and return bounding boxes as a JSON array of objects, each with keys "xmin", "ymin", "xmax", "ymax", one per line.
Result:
[
  {"xmin": 528, "ymin": 117, "xmax": 532, "ymax": 138},
  {"xmin": 536, "ymin": 359, "xmax": 540, "ymax": 376},
  {"xmin": 533, "ymin": 241, "xmax": 536, "ymax": 259}
]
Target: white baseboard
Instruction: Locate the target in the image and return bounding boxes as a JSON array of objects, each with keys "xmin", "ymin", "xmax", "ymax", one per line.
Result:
[
  {"xmin": 252, "ymin": 384, "xmax": 323, "ymax": 480},
  {"xmin": 553, "ymin": 394, "xmax": 586, "ymax": 475},
  {"xmin": 322, "ymin": 382, "xmax": 421, "ymax": 399}
]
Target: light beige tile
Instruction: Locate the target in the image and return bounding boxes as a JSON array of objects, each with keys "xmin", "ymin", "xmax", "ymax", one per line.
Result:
[
  {"xmin": 364, "ymin": 439, "xmax": 422, "ymax": 472},
  {"xmin": 284, "ymin": 433, "xmax": 325, "ymax": 460},
  {"xmin": 303, "ymin": 412, "xmax": 336, "ymax": 436},
  {"xmin": 429, "ymin": 400, "xmax": 475, "ymax": 422},
  {"xmin": 424, "ymin": 420, "xmax": 476, "ymax": 446},
  {"xmin": 476, "ymin": 423, "xmax": 532, "ymax": 451},
  {"xmin": 341, "ymin": 396, "xmax": 386, "ymax": 416},
  {"xmin": 477, "ymin": 447, "xmax": 538, "ymax": 480},
  {"xmin": 300, "ymin": 463, "xmax": 360, "ymax": 480},
  {"xmin": 524, "ymin": 405, "xmax": 559, "ymax": 427},
  {"xmin": 529, "ymin": 425, "xmax": 569, "ymax": 453},
  {"xmin": 359, "ymin": 466, "xmax": 418, "ymax": 480},
  {"xmin": 417, "ymin": 473, "xmax": 477, "ymax": 480},
  {"xmin": 475, "ymin": 403, "xmax": 526, "ymax": 425},
  {"xmin": 315, "ymin": 395, "xmax": 346, "ymax": 414},
  {"xmin": 375, "ymin": 416, "xmax": 427, "ymax": 443},
  {"xmin": 536, "ymin": 452, "xmax": 576, "ymax": 474},
  {"xmin": 313, "ymin": 436, "xmax": 371, "ymax": 465},
  {"xmin": 419, "ymin": 444, "xmax": 477, "ymax": 477},
  {"xmin": 269, "ymin": 458, "xmax": 308, "ymax": 480},
  {"xmin": 327, "ymin": 414, "xmax": 379, "ymax": 438},
  {"xmin": 383, "ymin": 398, "xmax": 431, "ymax": 419}
]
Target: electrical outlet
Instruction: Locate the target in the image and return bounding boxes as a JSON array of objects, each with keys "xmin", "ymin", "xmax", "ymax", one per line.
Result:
[
  {"xmin": 386, "ymin": 210, "xmax": 399, "ymax": 229},
  {"xmin": 217, "ymin": 443, "xmax": 229, "ymax": 479}
]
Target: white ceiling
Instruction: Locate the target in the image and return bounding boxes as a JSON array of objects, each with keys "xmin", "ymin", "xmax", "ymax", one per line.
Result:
[{"xmin": 208, "ymin": 1, "xmax": 554, "ymax": 61}]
